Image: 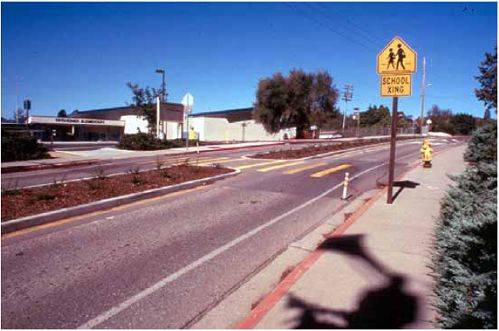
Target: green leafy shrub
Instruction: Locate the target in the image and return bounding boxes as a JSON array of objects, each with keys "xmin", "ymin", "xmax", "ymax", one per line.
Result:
[
  {"xmin": 118, "ymin": 133, "xmax": 198, "ymax": 151},
  {"xmin": 432, "ymin": 123, "xmax": 497, "ymax": 328},
  {"xmin": 1, "ymin": 130, "xmax": 50, "ymax": 162}
]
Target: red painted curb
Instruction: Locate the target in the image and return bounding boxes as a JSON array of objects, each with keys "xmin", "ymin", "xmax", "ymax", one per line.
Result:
[{"xmin": 234, "ymin": 149, "xmax": 446, "ymax": 329}]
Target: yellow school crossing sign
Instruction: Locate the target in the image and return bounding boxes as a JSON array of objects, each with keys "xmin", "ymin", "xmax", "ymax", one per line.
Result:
[
  {"xmin": 377, "ymin": 36, "xmax": 417, "ymax": 97},
  {"xmin": 377, "ymin": 36, "xmax": 417, "ymax": 75}
]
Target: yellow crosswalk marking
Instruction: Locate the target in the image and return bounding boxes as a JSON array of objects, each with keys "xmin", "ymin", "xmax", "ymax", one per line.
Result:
[
  {"xmin": 257, "ymin": 161, "xmax": 305, "ymax": 172},
  {"xmin": 142, "ymin": 156, "xmax": 221, "ymax": 165},
  {"xmin": 188, "ymin": 157, "xmax": 229, "ymax": 164},
  {"xmin": 236, "ymin": 160, "xmax": 285, "ymax": 170},
  {"xmin": 310, "ymin": 164, "xmax": 351, "ymax": 178},
  {"xmin": 196, "ymin": 158, "xmax": 244, "ymax": 165},
  {"xmin": 283, "ymin": 162, "xmax": 327, "ymax": 175}
]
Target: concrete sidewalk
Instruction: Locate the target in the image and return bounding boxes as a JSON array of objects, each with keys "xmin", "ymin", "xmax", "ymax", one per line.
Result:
[{"xmin": 236, "ymin": 144, "xmax": 467, "ymax": 329}]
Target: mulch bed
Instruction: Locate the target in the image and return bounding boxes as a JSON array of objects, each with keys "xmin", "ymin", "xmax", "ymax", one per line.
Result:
[
  {"xmin": 252, "ymin": 137, "xmax": 416, "ymax": 159},
  {"xmin": 1, "ymin": 165, "xmax": 232, "ymax": 222}
]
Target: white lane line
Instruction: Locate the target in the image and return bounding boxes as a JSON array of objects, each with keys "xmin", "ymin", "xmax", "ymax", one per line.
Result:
[{"xmin": 78, "ymin": 153, "xmax": 417, "ymax": 329}]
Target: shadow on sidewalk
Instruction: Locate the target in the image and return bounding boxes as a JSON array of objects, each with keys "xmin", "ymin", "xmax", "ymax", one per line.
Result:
[
  {"xmin": 392, "ymin": 180, "xmax": 420, "ymax": 203},
  {"xmin": 287, "ymin": 235, "xmax": 419, "ymax": 329}
]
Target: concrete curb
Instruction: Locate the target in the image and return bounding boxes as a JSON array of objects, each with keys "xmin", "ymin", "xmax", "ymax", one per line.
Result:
[
  {"xmin": 1, "ymin": 168, "xmax": 241, "ymax": 235},
  {"xmin": 1, "ymin": 159, "xmax": 100, "ymax": 174}
]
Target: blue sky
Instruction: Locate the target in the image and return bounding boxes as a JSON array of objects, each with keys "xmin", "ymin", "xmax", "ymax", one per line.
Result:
[{"xmin": 2, "ymin": 2, "xmax": 497, "ymax": 120}]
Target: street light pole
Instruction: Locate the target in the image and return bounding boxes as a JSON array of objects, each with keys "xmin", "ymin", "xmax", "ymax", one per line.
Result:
[{"xmin": 155, "ymin": 69, "xmax": 166, "ymax": 101}]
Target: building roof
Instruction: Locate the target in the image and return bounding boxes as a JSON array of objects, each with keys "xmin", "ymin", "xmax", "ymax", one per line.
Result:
[
  {"xmin": 190, "ymin": 107, "xmax": 253, "ymax": 123},
  {"xmin": 72, "ymin": 102, "xmax": 184, "ymax": 122}
]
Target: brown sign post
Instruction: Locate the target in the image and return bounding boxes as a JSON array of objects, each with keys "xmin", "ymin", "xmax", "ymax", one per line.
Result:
[{"xmin": 377, "ymin": 36, "xmax": 417, "ymax": 204}]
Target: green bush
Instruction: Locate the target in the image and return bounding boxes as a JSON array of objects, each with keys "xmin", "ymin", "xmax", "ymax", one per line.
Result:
[
  {"xmin": 432, "ymin": 123, "xmax": 497, "ymax": 328},
  {"xmin": 1, "ymin": 130, "xmax": 50, "ymax": 162},
  {"xmin": 118, "ymin": 133, "xmax": 198, "ymax": 151}
]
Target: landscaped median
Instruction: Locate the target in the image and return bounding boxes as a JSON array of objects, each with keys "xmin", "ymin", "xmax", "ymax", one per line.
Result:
[
  {"xmin": 251, "ymin": 136, "xmax": 419, "ymax": 159},
  {"xmin": 1, "ymin": 164, "xmax": 238, "ymax": 234}
]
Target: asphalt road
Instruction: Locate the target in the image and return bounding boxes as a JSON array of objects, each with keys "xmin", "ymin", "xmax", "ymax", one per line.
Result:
[
  {"xmin": 1, "ymin": 138, "xmax": 464, "ymax": 328},
  {"xmin": 2, "ymin": 141, "xmax": 328, "ymax": 189}
]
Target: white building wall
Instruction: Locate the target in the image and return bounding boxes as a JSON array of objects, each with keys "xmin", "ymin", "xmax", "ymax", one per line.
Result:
[
  {"xmin": 121, "ymin": 115, "xmax": 149, "ymax": 134},
  {"xmin": 166, "ymin": 121, "xmax": 182, "ymax": 140},
  {"xmin": 189, "ymin": 117, "xmax": 206, "ymax": 141},
  {"xmin": 189, "ymin": 117, "xmax": 294, "ymax": 141}
]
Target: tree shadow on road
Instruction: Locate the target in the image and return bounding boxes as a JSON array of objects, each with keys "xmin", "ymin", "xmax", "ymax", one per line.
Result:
[{"xmin": 287, "ymin": 235, "xmax": 419, "ymax": 329}]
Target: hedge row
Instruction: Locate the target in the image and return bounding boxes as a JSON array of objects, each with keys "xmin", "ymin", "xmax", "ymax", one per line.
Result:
[
  {"xmin": 1, "ymin": 130, "xmax": 50, "ymax": 162},
  {"xmin": 432, "ymin": 123, "xmax": 497, "ymax": 328}
]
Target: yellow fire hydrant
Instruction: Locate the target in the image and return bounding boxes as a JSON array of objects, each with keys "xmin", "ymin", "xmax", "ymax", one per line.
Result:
[{"xmin": 420, "ymin": 139, "xmax": 433, "ymax": 168}]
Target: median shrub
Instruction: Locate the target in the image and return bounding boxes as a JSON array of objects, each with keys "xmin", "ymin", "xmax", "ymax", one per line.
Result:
[
  {"xmin": 1, "ymin": 130, "xmax": 50, "ymax": 162},
  {"xmin": 432, "ymin": 123, "xmax": 497, "ymax": 328},
  {"xmin": 118, "ymin": 133, "xmax": 199, "ymax": 151}
]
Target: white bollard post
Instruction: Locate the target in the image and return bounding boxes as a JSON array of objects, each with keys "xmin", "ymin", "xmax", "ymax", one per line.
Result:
[
  {"xmin": 196, "ymin": 141, "xmax": 200, "ymax": 154},
  {"xmin": 342, "ymin": 172, "xmax": 350, "ymax": 200}
]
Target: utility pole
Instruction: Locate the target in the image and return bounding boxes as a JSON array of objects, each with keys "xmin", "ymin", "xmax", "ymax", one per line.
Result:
[
  {"xmin": 353, "ymin": 107, "xmax": 360, "ymax": 137},
  {"xmin": 342, "ymin": 84, "xmax": 353, "ymax": 135},
  {"xmin": 419, "ymin": 57, "xmax": 426, "ymax": 135},
  {"xmin": 15, "ymin": 76, "xmax": 20, "ymax": 124},
  {"xmin": 156, "ymin": 96, "xmax": 161, "ymax": 138}
]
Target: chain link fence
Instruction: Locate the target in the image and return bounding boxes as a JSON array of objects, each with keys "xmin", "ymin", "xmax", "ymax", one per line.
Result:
[{"xmin": 319, "ymin": 126, "xmax": 416, "ymax": 138}]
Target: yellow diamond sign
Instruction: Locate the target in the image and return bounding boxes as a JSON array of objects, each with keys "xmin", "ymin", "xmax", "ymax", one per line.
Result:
[{"xmin": 377, "ymin": 36, "xmax": 417, "ymax": 75}]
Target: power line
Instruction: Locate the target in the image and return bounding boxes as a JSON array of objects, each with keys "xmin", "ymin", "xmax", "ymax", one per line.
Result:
[
  {"xmin": 306, "ymin": 3, "xmax": 382, "ymax": 49},
  {"xmin": 284, "ymin": 3, "xmax": 375, "ymax": 52},
  {"xmin": 315, "ymin": 3, "xmax": 387, "ymax": 45}
]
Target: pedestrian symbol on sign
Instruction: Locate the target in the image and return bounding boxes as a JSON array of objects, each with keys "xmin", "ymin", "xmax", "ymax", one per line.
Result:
[
  {"xmin": 396, "ymin": 44, "xmax": 406, "ymax": 70},
  {"xmin": 377, "ymin": 36, "xmax": 416, "ymax": 75}
]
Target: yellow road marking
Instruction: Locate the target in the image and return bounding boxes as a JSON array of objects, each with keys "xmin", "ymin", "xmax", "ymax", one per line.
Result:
[
  {"xmin": 236, "ymin": 160, "xmax": 286, "ymax": 170},
  {"xmin": 310, "ymin": 164, "xmax": 351, "ymax": 178},
  {"xmin": 257, "ymin": 161, "xmax": 305, "ymax": 172},
  {"xmin": 283, "ymin": 162, "xmax": 327, "ymax": 175},
  {"xmin": 196, "ymin": 158, "xmax": 245, "ymax": 166},
  {"xmin": 141, "ymin": 157, "xmax": 226, "ymax": 165},
  {"xmin": 189, "ymin": 157, "xmax": 231, "ymax": 165},
  {"xmin": 2, "ymin": 185, "xmax": 206, "ymax": 241}
]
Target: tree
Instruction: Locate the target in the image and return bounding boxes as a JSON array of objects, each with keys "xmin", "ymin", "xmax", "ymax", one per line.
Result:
[
  {"xmin": 475, "ymin": 47, "xmax": 497, "ymax": 114},
  {"xmin": 253, "ymin": 69, "xmax": 338, "ymax": 137},
  {"xmin": 127, "ymin": 82, "xmax": 161, "ymax": 132},
  {"xmin": 427, "ymin": 105, "xmax": 454, "ymax": 134},
  {"xmin": 432, "ymin": 123, "xmax": 497, "ymax": 328},
  {"xmin": 450, "ymin": 113, "xmax": 476, "ymax": 135},
  {"xmin": 359, "ymin": 105, "xmax": 391, "ymax": 128},
  {"xmin": 57, "ymin": 109, "xmax": 67, "ymax": 118}
]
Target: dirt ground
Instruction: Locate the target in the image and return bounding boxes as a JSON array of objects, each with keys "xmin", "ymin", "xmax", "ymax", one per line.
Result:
[{"xmin": 2, "ymin": 165, "xmax": 232, "ymax": 221}]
